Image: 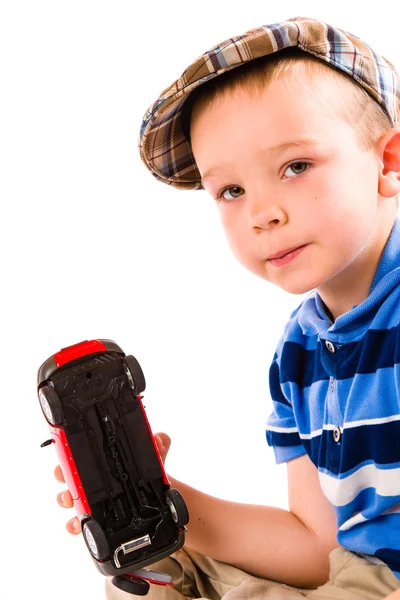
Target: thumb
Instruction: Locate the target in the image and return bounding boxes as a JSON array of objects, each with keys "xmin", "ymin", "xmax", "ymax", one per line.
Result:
[{"xmin": 154, "ymin": 432, "xmax": 171, "ymax": 460}]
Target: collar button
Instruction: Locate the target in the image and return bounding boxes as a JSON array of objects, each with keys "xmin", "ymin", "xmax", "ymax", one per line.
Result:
[{"xmin": 325, "ymin": 340, "xmax": 336, "ymax": 353}]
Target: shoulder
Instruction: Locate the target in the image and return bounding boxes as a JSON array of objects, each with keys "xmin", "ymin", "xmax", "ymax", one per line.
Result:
[
  {"xmin": 271, "ymin": 295, "xmax": 322, "ymax": 391},
  {"xmin": 275, "ymin": 292, "xmax": 318, "ymax": 354}
]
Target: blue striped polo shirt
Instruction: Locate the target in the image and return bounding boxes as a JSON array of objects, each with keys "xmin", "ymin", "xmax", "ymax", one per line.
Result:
[{"xmin": 266, "ymin": 217, "xmax": 400, "ymax": 580}]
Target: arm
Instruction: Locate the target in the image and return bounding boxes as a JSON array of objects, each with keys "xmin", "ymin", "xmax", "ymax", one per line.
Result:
[
  {"xmin": 169, "ymin": 452, "xmax": 339, "ymax": 588},
  {"xmin": 56, "ymin": 434, "xmax": 338, "ymax": 588}
]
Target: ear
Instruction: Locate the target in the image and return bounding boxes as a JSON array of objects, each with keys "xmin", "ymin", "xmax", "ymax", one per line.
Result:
[{"xmin": 377, "ymin": 128, "xmax": 400, "ymax": 198}]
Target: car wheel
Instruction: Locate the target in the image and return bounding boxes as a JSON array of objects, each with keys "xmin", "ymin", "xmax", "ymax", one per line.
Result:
[
  {"xmin": 166, "ymin": 488, "xmax": 189, "ymax": 528},
  {"xmin": 38, "ymin": 385, "xmax": 64, "ymax": 426},
  {"xmin": 82, "ymin": 519, "xmax": 110, "ymax": 560},
  {"xmin": 122, "ymin": 355, "xmax": 146, "ymax": 394},
  {"xmin": 111, "ymin": 575, "xmax": 150, "ymax": 596}
]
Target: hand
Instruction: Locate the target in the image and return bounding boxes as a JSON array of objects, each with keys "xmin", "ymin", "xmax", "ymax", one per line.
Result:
[
  {"xmin": 54, "ymin": 465, "xmax": 81, "ymax": 535},
  {"xmin": 54, "ymin": 432, "xmax": 171, "ymax": 536}
]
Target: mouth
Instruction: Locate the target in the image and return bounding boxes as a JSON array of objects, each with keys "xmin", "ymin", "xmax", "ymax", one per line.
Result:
[
  {"xmin": 267, "ymin": 244, "xmax": 308, "ymax": 267},
  {"xmin": 268, "ymin": 244, "xmax": 307, "ymax": 260}
]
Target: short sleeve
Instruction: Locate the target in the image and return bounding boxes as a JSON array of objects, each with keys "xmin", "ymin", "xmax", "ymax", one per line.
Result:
[{"xmin": 266, "ymin": 350, "xmax": 307, "ymax": 464}]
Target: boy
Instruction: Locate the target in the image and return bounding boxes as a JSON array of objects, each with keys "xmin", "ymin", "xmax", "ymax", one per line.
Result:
[{"xmin": 57, "ymin": 16, "xmax": 400, "ymax": 599}]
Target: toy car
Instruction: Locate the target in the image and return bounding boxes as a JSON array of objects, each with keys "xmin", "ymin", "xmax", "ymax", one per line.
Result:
[{"xmin": 37, "ymin": 339, "xmax": 189, "ymax": 596}]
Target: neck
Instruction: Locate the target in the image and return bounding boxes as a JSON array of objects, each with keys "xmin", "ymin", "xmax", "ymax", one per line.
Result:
[{"xmin": 318, "ymin": 207, "xmax": 397, "ymax": 322}]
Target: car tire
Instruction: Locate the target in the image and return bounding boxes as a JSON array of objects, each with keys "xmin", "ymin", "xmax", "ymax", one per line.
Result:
[
  {"xmin": 166, "ymin": 488, "xmax": 189, "ymax": 528},
  {"xmin": 82, "ymin": 519, "xmax": 110, "ymax": 560},
  {"xmin": 122, "ymin": 355, "xmax": 146, "ymax": 394},
  {"xmin": 111, "ymin": 575, "xmax": 150, "ymax": 596},
  {"xmin": 38, "ymin": 385, "xmax": 64, "ymax": 426}
]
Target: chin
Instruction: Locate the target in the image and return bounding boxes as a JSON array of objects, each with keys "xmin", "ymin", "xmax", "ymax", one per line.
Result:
[
  {"xmin": 277, "ymin": 277, "xmax": 318, "ymax": 296},
  {"xmin": 282, "ymin": 284, "xmax": 315, "ymax": 295},
  {"xmin": 252, "ymin": 270, "xmax": 313, "ymax": 295}
]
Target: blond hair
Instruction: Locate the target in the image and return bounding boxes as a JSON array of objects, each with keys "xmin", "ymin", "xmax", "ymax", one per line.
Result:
[{"xmin": 189, "ymin": 48, "xmax": 399, "ymax": 152}]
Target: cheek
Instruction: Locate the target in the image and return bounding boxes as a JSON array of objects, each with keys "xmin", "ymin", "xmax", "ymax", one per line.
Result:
[
  {"xmin": 219, "ymin": 210, "xmax": 254, "ymax": 261},
  {"xmin": 302, "ymin": 168, "xmax": 372, "ymax": 226},
  {"xmin": 218, "ymin": 209, "xmax": 236, "ymax": 245}
]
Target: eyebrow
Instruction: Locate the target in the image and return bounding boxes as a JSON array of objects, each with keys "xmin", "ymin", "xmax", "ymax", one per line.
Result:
[{"xmin": 201, "ymin": 137, "xmax": 321, "ymax": 183}]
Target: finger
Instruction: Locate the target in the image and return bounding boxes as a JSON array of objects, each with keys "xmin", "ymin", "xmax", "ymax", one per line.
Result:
[
  {"xmin": 154, "ymin": 432, "xmax": 171, "ymax": 460},
  {"xmin": 57, "ymin": 490, "xmax": 74, "ymax": 508},
  {"xmin": 66, "ymin": 517, "xmax": 81, "ymax": 535},
  {"xmin": 54, "ymin": 465, "xmax": 65, "ymax": 483},
  {"xmin": 157, "ymin": 432, "xmax": 171, "ymax": 452}
]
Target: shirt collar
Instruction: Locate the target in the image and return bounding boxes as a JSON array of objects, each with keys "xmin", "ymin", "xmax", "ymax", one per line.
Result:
[{"xmin": 370, "ymin": 217, "xmax": 400, "ymax": 293}]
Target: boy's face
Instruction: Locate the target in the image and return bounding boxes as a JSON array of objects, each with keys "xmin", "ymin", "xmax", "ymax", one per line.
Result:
[{"xmin": 190, "ymin": 73, "xmax": 392, "ymax": 306}]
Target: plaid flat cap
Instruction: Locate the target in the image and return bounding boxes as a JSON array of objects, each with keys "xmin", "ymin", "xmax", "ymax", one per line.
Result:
[{"xmin": 139, "ymin": 16, "xmax": 400, "ymax": 191}]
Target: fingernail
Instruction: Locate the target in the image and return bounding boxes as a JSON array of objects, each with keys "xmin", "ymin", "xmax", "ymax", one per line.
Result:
[{"xmin": 72, "ymin": 521, "xmax": 80, "ymax": 533}]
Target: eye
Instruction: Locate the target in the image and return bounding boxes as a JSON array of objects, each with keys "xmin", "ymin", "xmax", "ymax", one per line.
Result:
[
  {"xmin": 217, "ymin": 186, "xmax": 244, "ymax": 201},
  {"xmin": 284, "ymin": 161, "xmax": 310, "ymax": 178}
]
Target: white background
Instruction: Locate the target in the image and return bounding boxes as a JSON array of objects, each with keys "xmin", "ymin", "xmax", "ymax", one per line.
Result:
[{"xmin": 1, "ymin": 1, "xmax": 399, "ymax": 598}]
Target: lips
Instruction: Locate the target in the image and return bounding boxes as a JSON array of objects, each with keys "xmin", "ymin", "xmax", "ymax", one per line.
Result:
[{"xmin": 267, "ymin": 244, "xmax": 306, "ymax": 260}]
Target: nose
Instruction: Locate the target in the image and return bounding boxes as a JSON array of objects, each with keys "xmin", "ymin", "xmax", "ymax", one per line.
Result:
[{"xmin": 248, "ymin": 195, "xmax": 288, "ymax": 231}]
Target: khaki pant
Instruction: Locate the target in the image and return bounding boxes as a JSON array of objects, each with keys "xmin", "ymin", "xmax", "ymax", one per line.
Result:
[{"xmin": 105, "ymin": 547, "xmax": 400, "ymax": 599}]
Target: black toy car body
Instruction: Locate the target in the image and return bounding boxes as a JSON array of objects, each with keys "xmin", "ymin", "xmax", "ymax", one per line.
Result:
[{"xmin": 37, "ymin": 339, "xmax": 188, "ymax": 595}]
